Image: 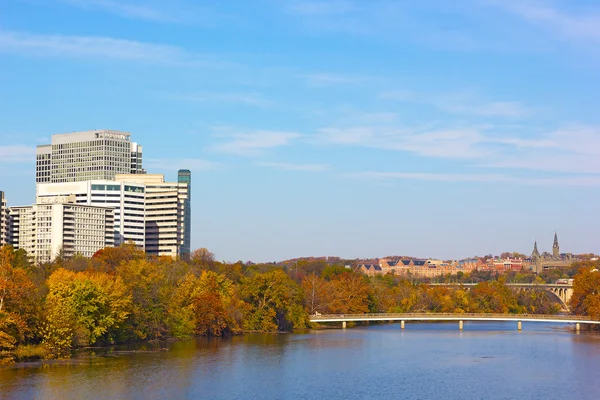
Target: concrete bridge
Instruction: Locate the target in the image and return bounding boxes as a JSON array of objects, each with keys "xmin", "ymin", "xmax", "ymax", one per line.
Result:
[
  {"xmin": 310, "ymin": 313, "xmax": 600, "ymax": 332},
  {"xmin": 427, "ymin": 283, "xmax": 573, "ymax": 311}
]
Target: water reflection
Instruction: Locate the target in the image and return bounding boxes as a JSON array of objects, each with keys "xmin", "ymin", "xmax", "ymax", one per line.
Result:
[{"xmin": 1, "ymin": 323, "xmax": 600, "ymax": 400}]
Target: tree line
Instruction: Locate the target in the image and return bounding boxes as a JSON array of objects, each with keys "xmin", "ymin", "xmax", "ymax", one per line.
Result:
[{"xmin": 1, "ymin": 245, "xmax": 598, "ymax": 364}]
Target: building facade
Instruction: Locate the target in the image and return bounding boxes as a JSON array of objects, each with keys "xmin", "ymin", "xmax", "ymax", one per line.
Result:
[
  {"xmin": 0, "ymin": 191, "xmax": 9, "ymax": 246},
  {"xmin": 115, "ymin": 172, "xmax": 191, "ymax": 259},
  {"xmin": 9, "ymin": 195, "xmax": 114, "ymax": 263},
  {"xmin": 36, "ymin": 130, "xmax": 144, "ymax": 183},
  {"xmin": 37, "ymin": 181, "xmax": 146, "ymax": 248},
  {"xmin": 530, "ymin": 233, "xmax": 573, "ymax": 273}
]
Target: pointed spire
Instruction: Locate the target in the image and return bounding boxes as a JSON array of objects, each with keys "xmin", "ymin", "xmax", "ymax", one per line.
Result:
[
  {"xmin": 553, "ymin": 232, "xmax": 560, "ymax": 257},
  {"xmin": 553, "ymin": 232, "xmax": 559, "ymax": 247},
  {"xmin": 532, "ymin": 241, "xmax": 540, "ymax": 258}
]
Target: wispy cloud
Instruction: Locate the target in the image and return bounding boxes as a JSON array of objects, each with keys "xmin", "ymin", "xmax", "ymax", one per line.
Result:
[
  {"xmin": 258, "ymin": 162, "xmax": 330, "ymax": 172},
  {"xmin": 55, "ymin": 0, "xmax": 234, "ymax": 26},
  {"xmin": 299, "ymin": 73, "xmax": 372, "ymax": 87},
  {"xmin": 495, "ymin": 1, "xmax": 600, "ymax": 43},
  {"xmin": 315, "ymin": 111, "xmax": 600, "ymax": 174},
  {"xmin": 211, "ymin": 129, "xmax": 302, "ymax": 156},
  {"xmin": 145, "ymin": 158, "xmax": 220, "ymax": 172},
  {"xmin": 287, "ymin": 1, "xmax": 357, "ymax": 16},
  {"xmin": 381, "ymin": 90, "xmax": 531, "ymax": 118},
  {"xmin": 165, "ymin": 92, "xmax": 272, "ymax": 107},
  {"xmin": 0, "ymin": 31, "xmax": 224, "ymax": 67},
  {"xmin": 58, "ymin": 0, "xmax": 168, "ymax": 21},
  {"xmin": 319, "ymin": 125, "xmax": 490, "ymax": 159},
  {"xmin": 0, "ymin": 145, "xmax": 36, "ymax": 163},
  {"xmin": 346, "ymin": 171, "xmax": 600, "ymax": 186}
]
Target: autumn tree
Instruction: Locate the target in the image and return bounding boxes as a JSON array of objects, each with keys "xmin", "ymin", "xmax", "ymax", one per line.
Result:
[
  {"xmin": 115, "ymin": 259, "xmax": 172, "ymax": 341},
  {"xmin": 0, "ymin": 246, "xmax": 39, "ymax": 357},
  {"xmin": 570, "ymin": 265, "xmax": 600, "ymax": 319},
  {"xmin": 42, "ymin": 269, "xmax": 131, "ymax": 356},
  {"xmin": 328, "ymin": 272, "xmax": 372, "ymax": 314},
  {"xmin": 241, "ymin": 269, "xmax": 308, "ymax": 331},
  {"xmin": 169, "ymin": 271, "xmax": 245, "ymax": 337},
  {"xmin": 301, "ymin": 273, "xmax": 333, "ymax": 315}
]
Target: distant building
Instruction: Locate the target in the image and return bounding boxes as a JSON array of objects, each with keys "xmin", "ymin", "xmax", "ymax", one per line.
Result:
[
  {"xmin": 37, "ymin": 181, "xmax": 146, "ymax": 248},
  {"xmin": 530, "ymin": 233, "xmax": 573, "ymax": 273},
  {"xmin": 36, "ymin": 170, "xmax": 192, "ymax": 259},
  {"xmin": 9, "ymin": 195, "xmax": 114, "ymax": 263},
  {"xmin": 36, "ymin": 130, "xmax": 144, "ymax": 183},
  {"xmin": 0, "ymin": 191, "xmax": 9, "ymax": 246},
  {"xmin": 114, "ymin": 172, "xmax": 191, "ymax": 259},
  {"xmin": 358, "ymin": 263, "xmax": 382, "ymax": 276}
]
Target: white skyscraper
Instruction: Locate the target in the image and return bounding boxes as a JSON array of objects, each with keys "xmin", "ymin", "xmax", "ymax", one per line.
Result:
[
  {"xmin": 9, "ymin": 195, "xmax": 114, "ymax": 263},
  {"xmin": 115, "ymin": 171, "xmax": 191, "ymax": 258},
  {"xmin": 36, "ymin": 130, "xmax": 144, "ymax": 183},
  {"xmin": 0, "ymin": 191, "xmax": 9, "ymax": 246},
  {"xmin": 37, "ymin": 181, "xmax": 146, "ymax": 248}
]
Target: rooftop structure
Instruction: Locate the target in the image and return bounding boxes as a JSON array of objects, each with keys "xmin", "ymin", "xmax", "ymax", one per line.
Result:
[{"xmin": 36, "ymin": 129, "xmax": 144, "ymax": 183}]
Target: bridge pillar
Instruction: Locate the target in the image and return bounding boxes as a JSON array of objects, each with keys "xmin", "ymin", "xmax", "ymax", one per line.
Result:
[
  {"xmin": 401, "ymin": 320, "xmax": 405, "ymax": 329},
  {"xmin": 518, "ymin": 321, "xmax": 522, "ymax": 331},
  {"xmin": 576, "ymin": 323, "xmax": 581, "ymax": 332},
  {"xmin": 459, "ymin": 320, "xmax": 463, "ymax": 330},
  {"xmin": 342, "ymin": 321, "xmax": 347, "ymax": 329}
]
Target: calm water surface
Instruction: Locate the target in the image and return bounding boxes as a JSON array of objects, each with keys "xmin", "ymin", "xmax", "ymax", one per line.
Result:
[{"xmin": 1, "ymin": 322, "xmax": 600, "ymax": 400}]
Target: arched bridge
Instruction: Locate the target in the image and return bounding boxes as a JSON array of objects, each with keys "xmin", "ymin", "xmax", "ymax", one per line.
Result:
[
  {"xmin": 428, "ymin": 283, "xmax": 573, "ymax": 311},
  {"xmin": 310, "ymin": 313, "xmax": 600, "ymax": 331}
]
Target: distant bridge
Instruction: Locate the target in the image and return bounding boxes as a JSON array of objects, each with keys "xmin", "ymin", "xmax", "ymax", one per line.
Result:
[
  {"xmin": 310, "ymin": 313, "xmax": 599, "ymax": 331},
  {"xmin": 427, "ymin": 283, "xmax": 573, "ymax": 311}
]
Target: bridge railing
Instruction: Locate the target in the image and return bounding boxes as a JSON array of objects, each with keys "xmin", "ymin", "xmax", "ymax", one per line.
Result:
[{"xmin": 309, "ymin": 313, "xmax": 597, "ymax": 321}]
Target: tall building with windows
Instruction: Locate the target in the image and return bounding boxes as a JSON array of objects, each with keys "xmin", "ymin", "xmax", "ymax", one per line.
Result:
[
  {"xmin": 9, "ymin": 195, "xmax": 114, "ymax": 263},
  {"xmin": 115, "ymin": 171, "xmax": 191, "ymax": 259},
  {"xmin": 36, "ymin": 130, "xmax": 144, "ymax": 183},
  {"xmin": 0, "ymin": 191, "xmax": 9, "ymax": 246},
  {"xmin": 37, "ymin": 181, "xmax": 146, "ymax": 248}
]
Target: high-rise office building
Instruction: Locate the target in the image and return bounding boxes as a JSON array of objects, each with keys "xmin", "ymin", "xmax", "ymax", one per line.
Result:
[
  {"xmin": 37, "ymin": 181, "xmax": 146, "ymax": 248},
  {"xmin": 36, "ymin": 130, "xmax": 144, "ymax": 183},
  {"xmin": 0, "ymin": 191, "xmax": 9, "ymax": 246},
  {"xmin": 9, "ymin": 195, "xmax": 114, "ymax": 263},
  {"xmin": 115, "ymin": 172, "xmax": 191, "ymax": 259}
]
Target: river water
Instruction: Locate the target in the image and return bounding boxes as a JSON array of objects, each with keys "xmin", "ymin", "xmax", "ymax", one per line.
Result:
[{"xmin": 1, "ymin": 322, "xmax": 600, "ymax": 400}]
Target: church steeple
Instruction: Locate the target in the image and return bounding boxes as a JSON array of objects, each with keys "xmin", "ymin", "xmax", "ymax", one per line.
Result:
[
  {"xmin": 553, "ymin": 232, "xmax": 560, "ymax": 257},
  {"xmin": 532, "ymin": 241, "xmax": 540, "ymax": 258}
]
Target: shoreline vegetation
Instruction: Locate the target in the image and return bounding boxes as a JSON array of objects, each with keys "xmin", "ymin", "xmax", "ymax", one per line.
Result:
[{"xmin": 1, "ymin": 244, "xmax": 599, "ymax": 364}]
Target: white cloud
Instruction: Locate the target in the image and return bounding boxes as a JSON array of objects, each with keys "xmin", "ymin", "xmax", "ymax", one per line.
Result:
[
  {"xmin": 0, "ymin": 145, "xmax": 36, "ymax": 163},
  {"xmin": 495, "ymin": 1, "xmax": 600, "ymax": 43},
  {"xmin": 381, "ymin": 90, "xmax": 531, "ymax": 118},
  {"xmin": 299, "ymin": 73, "xmax": 370, "ymax": 86},
  {"xmin": 211, "ymin": 129, "xmax": 302, "ymax": 156},
  {"xmin": 0, "ymin": 31, "xmax": 224, "ymax": 67},
  {"xmin": 145, "ymin": 158, "xmax": 220, "ymax": 172},
  {"xmin": 346, "ymin": 171, "xmax": 600, "ymax": 186},
  {"xmin": 258, "ymin": 162, "xmax": 330, "ymax": 172},
  {"xmin": 166, "ymin": 92, "xmax": 272, "ymax": 107},
  {"xmin": 59, "ymin": 0, "xmax": 168, "ymax": 21},
  {"xmin": 347, "ymin": 171, "xmax": 509, "ymax": 183},
  {"xmin": 287, "ymin": 1, "xmax": 356, "ymax": 16},
  {"xmin": 319, "ymin": 125, "xmax": 490, "ymax": 159}
]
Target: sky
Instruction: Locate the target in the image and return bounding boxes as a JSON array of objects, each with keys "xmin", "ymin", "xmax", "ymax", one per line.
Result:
[{"xmin": 1, "ymin": 0, "xmax": 600, "ymax": 262}]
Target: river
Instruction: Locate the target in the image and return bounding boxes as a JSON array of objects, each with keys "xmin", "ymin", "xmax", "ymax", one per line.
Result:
[{"xmin": 1, "ymin": 322, "xmax": 600, "ymax": 400}]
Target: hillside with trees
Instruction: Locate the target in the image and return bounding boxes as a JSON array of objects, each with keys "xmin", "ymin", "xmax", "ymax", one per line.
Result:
[{"xmin": 1, "ymin": 244, "xmax": 598, "ymax": 364}]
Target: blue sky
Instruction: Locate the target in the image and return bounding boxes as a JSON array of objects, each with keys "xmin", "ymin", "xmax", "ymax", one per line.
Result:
[{"xmin": 1, "ymin": 0, "xmax": 600, "ymax": 262}]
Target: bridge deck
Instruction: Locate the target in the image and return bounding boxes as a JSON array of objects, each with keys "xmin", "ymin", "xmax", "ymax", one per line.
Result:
[{"xmin": 310, "ymin": 313, "xmax": 600, "ymax": 324}]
